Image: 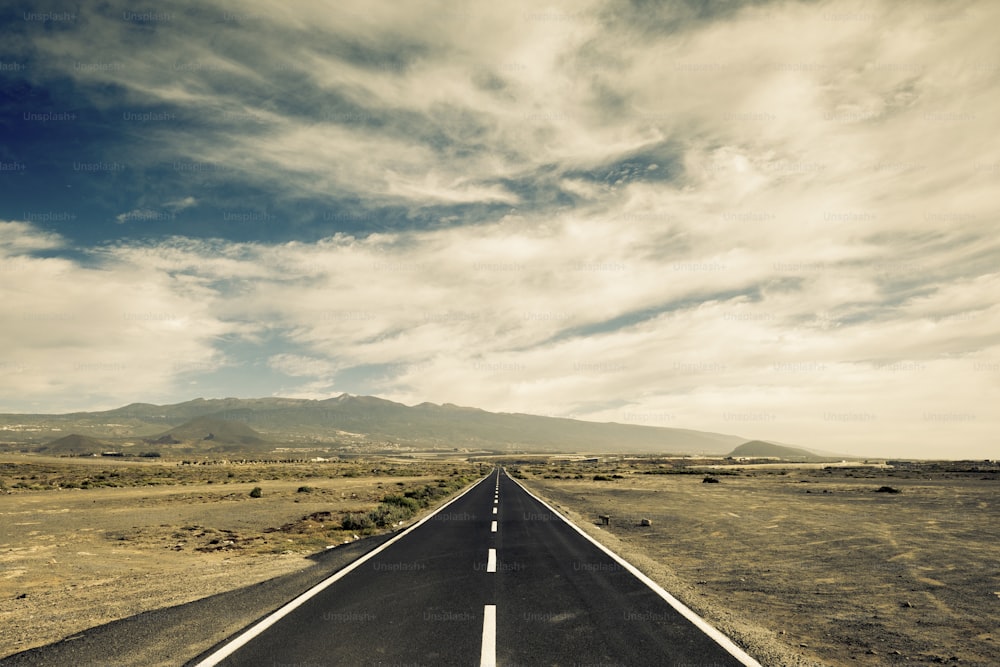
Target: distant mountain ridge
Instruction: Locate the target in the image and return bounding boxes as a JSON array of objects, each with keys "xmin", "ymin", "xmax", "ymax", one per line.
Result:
[
  {"xmin": 4, "ymin": 394, "xmax": 821, "ymax": 456},
  {"xmin": 99, "ymin": 394, "xmax": 749, "ymax": 454}
]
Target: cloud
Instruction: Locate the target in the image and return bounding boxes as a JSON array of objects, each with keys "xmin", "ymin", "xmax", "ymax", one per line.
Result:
[
  {"xmin": 0, "ymin": 221, "xmax": 63, "ymax": 253},
  {"xmin": 115, "ymin": 209, "xmax": 165, "ymax": 224},
  {"xmin": 165, "ymin": 196, "xmax": 197, "ymax": 211},
  {"xmin": 2, "ymin": 0, "xmax": 998, "ymax": 457},
  {"xmin": 115, "ymin": 197, "xmax": 196, "ymax": 223},
  {"xmin": 268, "ymin": 353, "xmax": 342, "ymax": 378},
  {"xmin": 0, "ymin": 221, "xmax": 232, "ymax": 410},
  {"xmin": 91, "ymin": 194, "xmax": 1000, "ymax": 457}
]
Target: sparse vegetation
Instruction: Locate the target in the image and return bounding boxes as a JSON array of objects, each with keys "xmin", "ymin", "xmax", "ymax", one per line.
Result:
[
  {"xmin": 0, "ymin": 457, "xmax": 483, "ymax": 493},
  {"xmin": 248, "ymin": 486, "xmax": 262, "ymax": 498},
  {"xmin": 340, "ymin": 474, "xmax": 477, "ymax": 532}
]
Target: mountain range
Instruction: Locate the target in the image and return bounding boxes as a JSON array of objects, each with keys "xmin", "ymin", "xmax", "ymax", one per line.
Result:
[{"xmin": 0, "ymin": 394, "xmax": 832, "ymax": 458}]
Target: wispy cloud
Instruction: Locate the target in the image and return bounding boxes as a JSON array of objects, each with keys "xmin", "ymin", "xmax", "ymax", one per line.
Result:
[
  {"xmin": 165, "ymin": 196, "xmax": 197, "ymax": 211},
  {"xmin": 116, "ymin": 196, "xmax": 197, "ymax": 223}
]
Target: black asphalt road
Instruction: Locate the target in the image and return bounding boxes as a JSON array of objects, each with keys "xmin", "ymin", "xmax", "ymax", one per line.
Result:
[{"xmin": 191, "ymin": 468, "xmax": 758, "ymax": 667}]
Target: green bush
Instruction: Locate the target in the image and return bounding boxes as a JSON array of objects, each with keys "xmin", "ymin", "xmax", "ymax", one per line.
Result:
[
  {"xmin": 368, "ymin": 504, "xmax": 411, "ymax": 528},
  {"xmin": 249, "ymin": 486, "xmax": 263, "ymax": 498},
  {"xmin": 342, "ymin": 513, "xmax": 373, "ymax": 531},
  {"xmin": 382, "ymin": 494, "xmax": 420, "ymax": 512}
]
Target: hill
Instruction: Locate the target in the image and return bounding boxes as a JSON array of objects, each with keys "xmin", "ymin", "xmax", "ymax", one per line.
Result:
[
  {"xmin": 38, "ymin": 433, "xmax": 109, "ymax": 455},
  {"xmin": 728, "ymin": 440, "xmax": 830, "ymax": 461},
  {"xmin": 151, "ymin": 416, "xmax": 267, "ymax": 449}
]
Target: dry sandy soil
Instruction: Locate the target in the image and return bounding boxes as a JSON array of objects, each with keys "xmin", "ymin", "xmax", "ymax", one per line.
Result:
[
  {"xmin": 0, "ymin": 454, "xmax": 476, "ymax": 658},
  {"xmin": 4, "ymin": 455, "xmax": 997, "ymax": 665},
  {"xmin": 519, "ymin": 465, "xmax": 1000, "ymax": 666}
]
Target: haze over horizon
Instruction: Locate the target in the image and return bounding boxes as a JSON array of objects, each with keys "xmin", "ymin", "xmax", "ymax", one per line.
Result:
[{"xmin": 1, "ymin": 1, "xmax": 997, "ymax": 459}]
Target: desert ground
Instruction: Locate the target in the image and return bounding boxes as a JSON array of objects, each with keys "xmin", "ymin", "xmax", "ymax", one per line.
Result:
[
  {"xmin": 3, "ymin": 454, "xmax": 997, "ymax": 665},
  {"xmin": 515, "ymin": 461, "xmax": 1000, "ymax": 666},
  {"xmin": 0, "ymin": 454, "xmax": 478, "ymax": 657}
]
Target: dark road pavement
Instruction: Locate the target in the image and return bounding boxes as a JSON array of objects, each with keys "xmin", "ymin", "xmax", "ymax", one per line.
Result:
[{"xmin": 191, "ymin": 468, "xmax": 760, "ymax": 667}]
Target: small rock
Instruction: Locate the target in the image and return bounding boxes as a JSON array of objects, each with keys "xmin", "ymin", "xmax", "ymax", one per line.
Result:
[
  {"xmin": 901, "ymin": 600, "xmax": 914, "ymax": 608},
  {"xmin": 15, "ymin": 593, "xmax": 27, "ymax": 599},
  {"xmin": 866, "ymin": 649, "xmax": 878, "ymax": 655}
]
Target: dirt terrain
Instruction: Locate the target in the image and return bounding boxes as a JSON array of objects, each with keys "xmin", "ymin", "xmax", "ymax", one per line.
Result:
[
  {"xmin": 0, "ymin": 454, "xmax": 477, "ymax": 657},
  {"xmin": 4, "ymin": 454, "xmax": 997, "ymax": 665},
  {"xmin": 518, "ymin": 463, "xmax": 1000, "ymax": 666}
]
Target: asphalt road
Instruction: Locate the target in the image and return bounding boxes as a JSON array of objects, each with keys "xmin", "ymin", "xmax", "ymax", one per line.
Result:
[{"xmin": 191, "ymin": 468, "xmax": 760, "ymax": 667}]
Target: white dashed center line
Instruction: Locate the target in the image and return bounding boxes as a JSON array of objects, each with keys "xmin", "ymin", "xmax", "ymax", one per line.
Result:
[
  {"xmin": 487, "ymin": 548, "xmax": 497, "ymax": 573},
  {"xmin": 491, "ymin": 520, "xmax": 497, "ymax": 532},
  {"xmin": 480, "ymin": 604, "xmax": 496, "ymax": 667}
]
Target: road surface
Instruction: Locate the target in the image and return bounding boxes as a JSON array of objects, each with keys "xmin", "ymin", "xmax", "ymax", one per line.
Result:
[{"xmin": 191, "ymin": 467, "xmax": 760, "ymax": 666}]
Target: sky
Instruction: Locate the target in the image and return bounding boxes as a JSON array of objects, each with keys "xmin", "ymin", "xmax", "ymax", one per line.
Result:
[{"xmin": 1, "ymin": 0, "xmax": 997, "ymax": 459}]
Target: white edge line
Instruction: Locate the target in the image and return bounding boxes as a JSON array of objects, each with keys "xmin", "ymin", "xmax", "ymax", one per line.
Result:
[
  {"xmin": 193, "ymin": 471, "xmax": 495, "ymax": 666},
  {"xmin": 505, "ymin": 470, "xmax": 762, "ymax": 667},
  {"xmin": 480, "ymin": 604, "xmax": 497, "ymax": 667}
]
